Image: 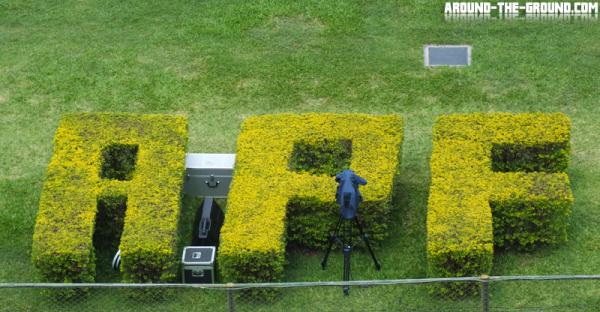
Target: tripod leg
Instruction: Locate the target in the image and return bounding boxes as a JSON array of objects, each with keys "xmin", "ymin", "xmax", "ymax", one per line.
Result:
[
  {"xmin": 343, "ymin": 243, "xmax": 351, "ymax": 296},
  {"xmin": 321, "ymin": 217, "xmax": 343, "ymax": 269},
  {"xmin": 354, "ymin": 217, "xmax": 381, "ymax": 271}
]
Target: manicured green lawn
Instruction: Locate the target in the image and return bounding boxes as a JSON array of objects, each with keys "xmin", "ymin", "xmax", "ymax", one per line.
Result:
[{"xmin": 1, "ymin": 0, "xmax": 600, "ymax": 310}]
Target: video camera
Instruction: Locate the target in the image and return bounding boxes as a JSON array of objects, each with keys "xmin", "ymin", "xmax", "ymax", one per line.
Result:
[
  {"xmin": 324, "ymin": 169, "xmax": 379, "ymax": 295},
  {"xmin": 335, "ymin": 169, "xmax": 367, "ymax": 220}
]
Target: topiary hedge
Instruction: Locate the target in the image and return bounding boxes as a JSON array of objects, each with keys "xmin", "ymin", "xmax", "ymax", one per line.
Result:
[
  {"xmin": 218, "ymin": 113, "xmax": 404, "ymax": 283},
  {"xmin": 427, "ymin": 113, "xmax": 573, "ymax": 295},
  {"xmin": 32, "ymin": 113, "xmax": 188, "ymax": 283}
]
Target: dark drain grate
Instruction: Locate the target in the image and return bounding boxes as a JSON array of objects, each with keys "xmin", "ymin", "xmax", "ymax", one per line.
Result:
[{"xmin": 424, "ymin": 45, "xmax": 471, "ymax": 66}]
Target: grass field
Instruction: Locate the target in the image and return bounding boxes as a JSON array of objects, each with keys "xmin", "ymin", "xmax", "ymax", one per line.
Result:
[{"xmin": 1, "ymin": 0, "xmax": 600, "ymax": 310}]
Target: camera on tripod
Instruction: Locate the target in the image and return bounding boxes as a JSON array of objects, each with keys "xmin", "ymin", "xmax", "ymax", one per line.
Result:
[
  {"xmin": 335, "ymin": 170, "xmax": 367, "ymax": 220},
  {"xmin": 322, "ymin": 169, "xmax": 381, "ymax": 296}
]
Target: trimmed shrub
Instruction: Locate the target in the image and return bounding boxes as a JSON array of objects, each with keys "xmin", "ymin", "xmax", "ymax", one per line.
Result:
[
  {"xmin": 100, "ymin": 144, "xmax": 139, "ymax": 181},
  {"xmin": 218, "ymin": 113, "xmax": 403, "ymax": 283},
  {"xmin": 32, "ymin": 113, "xmax": 188, "ymax": 283},
  {"xmin": 427, "ymin": 113, "xmax": 573, "ymax": 295},
  {"xmin": 289, "ymin": 139, "xmax": 352, "ymax": 176}
]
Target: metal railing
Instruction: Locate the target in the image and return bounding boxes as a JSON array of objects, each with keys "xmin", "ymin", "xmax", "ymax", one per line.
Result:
[{"xmin": 1, "ymin": 275, "xmax": 599, "ymax": 312}]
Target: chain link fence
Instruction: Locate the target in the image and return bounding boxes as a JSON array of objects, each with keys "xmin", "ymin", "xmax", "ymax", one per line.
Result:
[{"xmin": 1, "ymin": 275, "xmax": 599, "ymax": 312}]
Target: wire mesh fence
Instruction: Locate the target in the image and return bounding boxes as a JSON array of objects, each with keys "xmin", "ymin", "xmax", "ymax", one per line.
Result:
[{"xmin": 0, "ymin": 275, "xmax": 599, "ymax": 312}]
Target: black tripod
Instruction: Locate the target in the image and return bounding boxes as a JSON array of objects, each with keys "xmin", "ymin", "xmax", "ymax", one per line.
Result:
[{"xmin": 321, "ymin": 214, "xmax": 381, "ymax": 296}]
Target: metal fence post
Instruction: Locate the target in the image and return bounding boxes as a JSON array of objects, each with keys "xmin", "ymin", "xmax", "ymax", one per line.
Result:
[
  {"xmin": 227, "ymin": 283, "xmax": 236, "ymax": 312},
  {"xmin": 480, "ymin": 275, "xmax": 489, "ymax": 312}
]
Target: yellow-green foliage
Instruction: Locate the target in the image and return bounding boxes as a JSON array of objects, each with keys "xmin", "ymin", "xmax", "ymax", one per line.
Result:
[
  {"xmin": 32, "ymin": 113, "xmax": 188, "ymax": 283},
  {"xmin": 427, "ymin": 113, "xmax": 573, "ymax": 291},
  {"xmin": 219, "ymin": 113, "xmax": 403, "ymax": 282}
]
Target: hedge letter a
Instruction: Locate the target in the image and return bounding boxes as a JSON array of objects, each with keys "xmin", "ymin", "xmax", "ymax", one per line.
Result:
[{"xmin": 32, "ymin": 113, "xmax": 187, "ymax": 283}]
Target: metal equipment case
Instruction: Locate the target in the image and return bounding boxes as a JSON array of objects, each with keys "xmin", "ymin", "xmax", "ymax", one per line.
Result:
[{"xmin": 181, "ymin": 246, "xmax": 216, "ymax": 283}]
